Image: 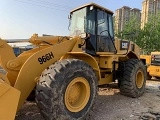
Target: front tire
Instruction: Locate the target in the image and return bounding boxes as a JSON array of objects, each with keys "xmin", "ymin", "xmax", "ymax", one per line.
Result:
[
  {"xmin": 36, "ymin": 59, "xmax": 97, "ymax": 120},
  {"xmin": 120, "ymin": 59, "xmax": 146, "ymax": 98}
]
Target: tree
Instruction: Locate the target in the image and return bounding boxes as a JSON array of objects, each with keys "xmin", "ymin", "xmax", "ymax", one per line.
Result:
[
  {"xmin": 115, "ymin": 15, "xmax": 143, "ymax": 48},
  {"xmin": 141, "ymin": 12, "xmax": 160, "ymax": 54},
  {"xmin": 115, "ymin": 12, "xmax": 160, "ymax": 54}
]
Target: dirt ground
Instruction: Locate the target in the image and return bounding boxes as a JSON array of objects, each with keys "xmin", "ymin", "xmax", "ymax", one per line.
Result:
[{"xmin": 15, "ymin": 80, "xmax": 160, "ymax": 120}]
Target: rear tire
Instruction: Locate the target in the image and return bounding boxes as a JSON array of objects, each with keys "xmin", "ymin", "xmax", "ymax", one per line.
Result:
[
  {"xmin": 120, "ymin": 59, "xmax": 146, "ymax": 98},
  {"xmin": 36, "ymin": 59, "xmax": 97, "ymax": 120}
]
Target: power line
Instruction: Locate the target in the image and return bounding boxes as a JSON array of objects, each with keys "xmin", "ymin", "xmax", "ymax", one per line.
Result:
[
  {"xmin": 28, "ymin": 0, "xmax": 72, "ymax": 9},
  {"xmin": 15, "ymin": 0, "xmax": 72, "ymax": 12}
]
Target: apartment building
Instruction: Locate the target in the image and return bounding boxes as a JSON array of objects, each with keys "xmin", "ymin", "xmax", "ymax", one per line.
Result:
[
  {"xmin": 115, "ymin": 6, "xmax": 141, "ymax": 33},
  {"xmin": 141, "ymin": 0, "xmax": 160, "ymax": 28}
]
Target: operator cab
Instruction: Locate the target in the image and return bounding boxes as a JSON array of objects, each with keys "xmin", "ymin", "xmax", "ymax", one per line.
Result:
[{"xmin": 69, "ymin": 3, "xmax": 116, "ymax": 55}]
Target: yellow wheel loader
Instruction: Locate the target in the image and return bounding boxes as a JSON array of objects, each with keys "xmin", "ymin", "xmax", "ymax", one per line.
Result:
[
  {"xmin": 141, "ymin": 52, "xmax": 160, "ymax": 80},
  {"xmin": 0, "ymin": 3, "xmax": 146, "ymax": 120}
]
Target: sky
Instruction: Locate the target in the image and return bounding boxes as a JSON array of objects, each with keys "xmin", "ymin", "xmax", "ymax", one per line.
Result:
[{"xmin": 0, "ymin": 0, "xmax": 143, "ymax": 39}]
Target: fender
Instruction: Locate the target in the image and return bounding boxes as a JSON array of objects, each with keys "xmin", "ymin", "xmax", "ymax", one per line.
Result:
[
  {"xmin": 127, "ymin": 51, "xmax": 139, "ymax": 59},
  {"xmin": 61, "ymin": 52, "xmax": 101, "ymax": 81}
]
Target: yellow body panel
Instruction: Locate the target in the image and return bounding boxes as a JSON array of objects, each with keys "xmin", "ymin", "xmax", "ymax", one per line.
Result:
[
  {"xmin": 0, "ymin": 80, "xmax": 20, "ymax": 120},
  {"xmin": 99, "ymin": 56, "xmax": 118, "ymax": 68},
  {"xmin": 140, "ymin": 55, "xmax": 151, "ymax": 66},
  {"xmin": 0, "ymin": 40, "xmax": 18, "ymax": 86},
  {"xmin": 148, "ymin": 65, "xmax": 160, "ymax": 77},
  {"xmin": 99, "ymin": 73, "xmax": 113, "ymax": 85},
  {"xmin": 114, "ymin": 38, "xmax": 140, "ymax": 57}
]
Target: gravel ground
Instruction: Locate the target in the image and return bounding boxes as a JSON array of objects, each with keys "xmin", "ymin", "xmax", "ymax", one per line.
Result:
[{"xmin": 16, "ymin": 80, "xmax": 160, "ymax": 120}]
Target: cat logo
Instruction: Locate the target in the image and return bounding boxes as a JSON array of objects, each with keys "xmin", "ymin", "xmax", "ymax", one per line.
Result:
[
  {"xmin": 122, "ymin": 42, "xmax": 128, "ymax": 49},
  {"xmin": 120, "ymin": 41, "xmax": 129, "ymax": 50}
]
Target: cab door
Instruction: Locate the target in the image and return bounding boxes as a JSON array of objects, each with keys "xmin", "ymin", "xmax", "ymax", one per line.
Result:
[{"xmin": 97, "ymin": 10, "xmax": 115, "ymax": 53}]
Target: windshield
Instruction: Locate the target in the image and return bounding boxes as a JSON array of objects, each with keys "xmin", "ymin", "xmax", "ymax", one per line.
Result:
[{"xmin": 70, "ymin": 7, "xmax": 86, "ymax": 37}]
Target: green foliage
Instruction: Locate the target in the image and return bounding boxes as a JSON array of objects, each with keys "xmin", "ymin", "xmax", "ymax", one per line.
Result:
[
  {"xmin": 115, "ymin": 13, "xmax": 160, "ymax": 54},
  {"xmin": 142, "ymin": 13, "xmax": 160, "ymax": 54}
]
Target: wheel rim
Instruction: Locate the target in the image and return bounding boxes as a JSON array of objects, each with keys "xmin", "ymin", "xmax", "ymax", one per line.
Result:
[
  {"xmin": 136, "ymin": 69, "xmax": 144, "ymax": 88},
  {"xmin": 65, "ymin": 77, "xmax": 90, "ymax": 112}
]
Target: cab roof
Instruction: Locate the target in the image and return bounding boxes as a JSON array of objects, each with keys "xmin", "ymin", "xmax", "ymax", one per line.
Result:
[{"xmin": 70, "ymin": 2, "xmax": 114, "ymax": 15}]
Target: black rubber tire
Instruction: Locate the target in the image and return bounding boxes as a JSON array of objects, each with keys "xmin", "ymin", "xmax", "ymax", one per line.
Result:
[
  {"xmin": 36, "ymin": 59, "xmax": 97, "ymax": 120},
  {"xmin": 117, "ymin": 62, "xmax": 125, "ymax": 88},
  {"xmin": 120, "ymin": 59, "xmax": 146, "ymax": 98}
]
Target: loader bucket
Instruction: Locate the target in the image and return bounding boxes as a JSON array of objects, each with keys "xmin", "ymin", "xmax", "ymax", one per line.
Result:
[{"xmin": 0, "ymin": 80, "xmax": 20, "ymax": 120}]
